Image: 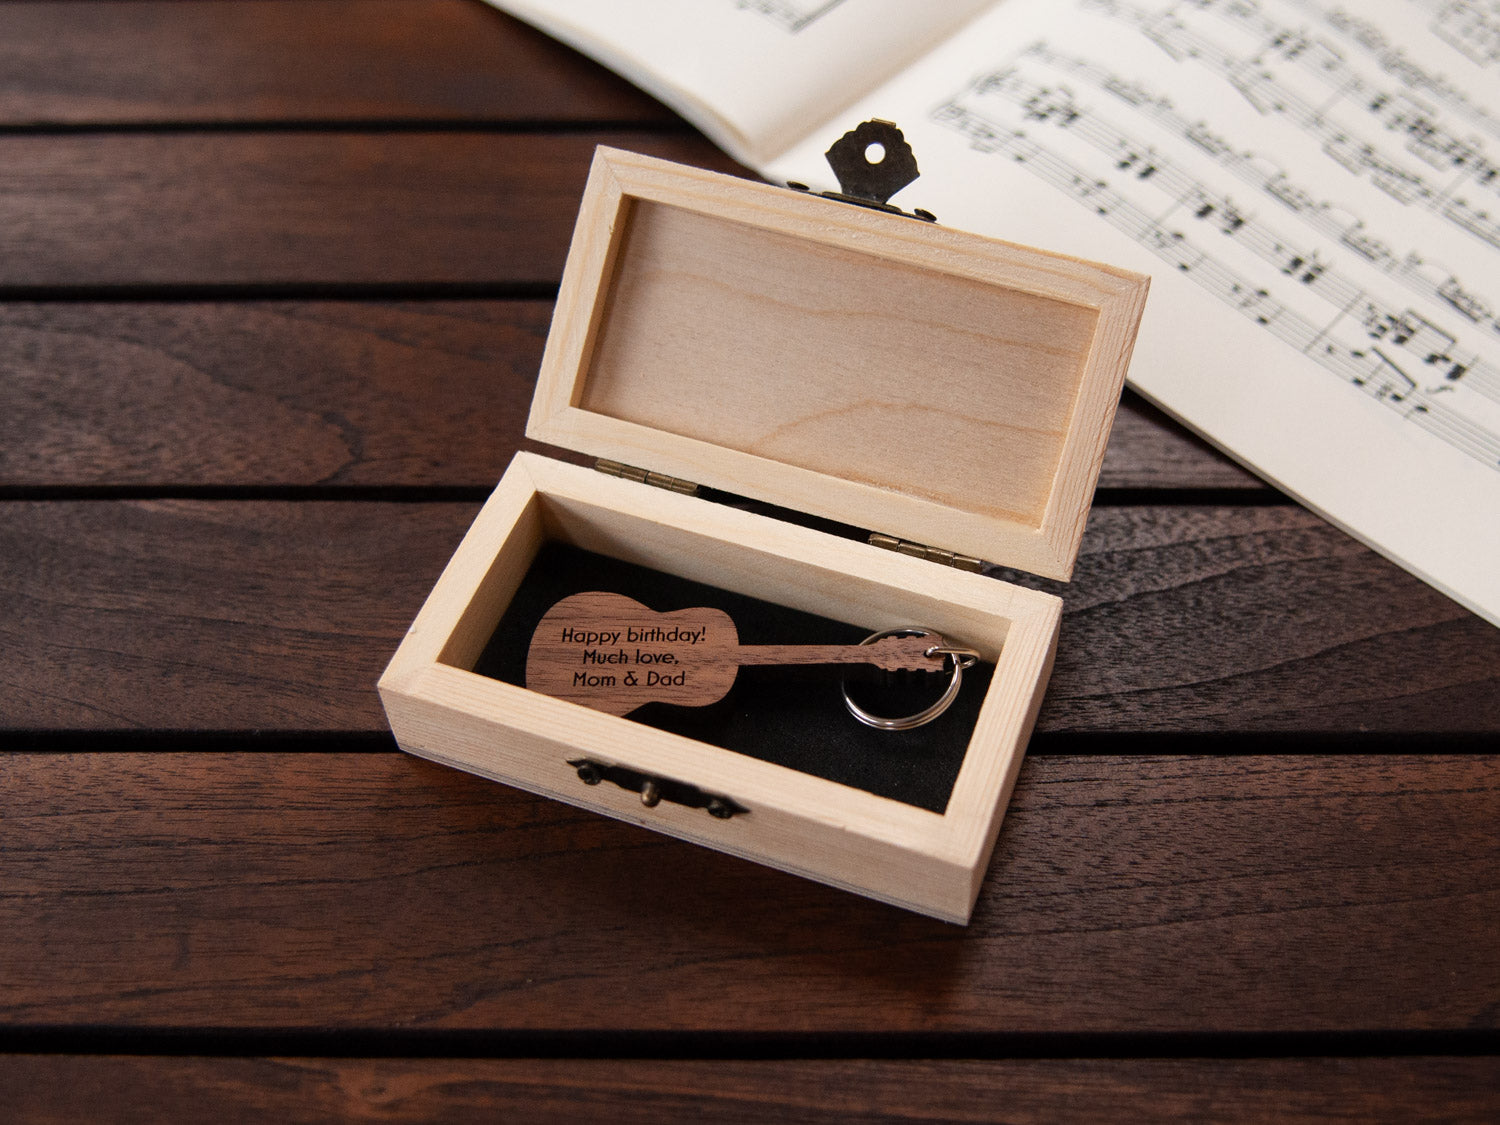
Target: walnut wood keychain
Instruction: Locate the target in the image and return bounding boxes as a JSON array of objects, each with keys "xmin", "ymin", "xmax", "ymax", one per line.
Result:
[{"xmin": 526, "ymin": 591, "xmax": 980, "ymax": 730}]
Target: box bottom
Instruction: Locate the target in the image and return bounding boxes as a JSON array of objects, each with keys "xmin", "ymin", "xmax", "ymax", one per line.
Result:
[{"xmin": 470, "ymin": 540, "xmax": 991, "ymax": 815}]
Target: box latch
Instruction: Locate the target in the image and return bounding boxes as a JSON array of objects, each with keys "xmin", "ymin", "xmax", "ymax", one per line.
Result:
[
  {"xmin": 787, "ymin": 119, "xmax": 936, "ymax": 222},
  {"xmin": 569, "ymin": 758, "xmax": 747, "ymax": 819}
]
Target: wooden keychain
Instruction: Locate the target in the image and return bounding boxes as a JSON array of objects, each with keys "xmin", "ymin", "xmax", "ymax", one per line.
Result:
[{"xmin": 526, "ymin": 591, "xmax": 981, "ymax": 730}]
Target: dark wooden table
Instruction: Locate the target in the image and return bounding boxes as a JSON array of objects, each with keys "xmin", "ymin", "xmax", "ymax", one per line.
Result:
[{"xmin": 3, "ymin": 2, "xmax": 1498, "ymax": 1120}]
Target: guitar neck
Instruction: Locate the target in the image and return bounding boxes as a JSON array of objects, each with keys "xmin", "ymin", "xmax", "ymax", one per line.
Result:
[{"xmin": 735, "ymin": 635, "xmax": 942, "ymax": 674}]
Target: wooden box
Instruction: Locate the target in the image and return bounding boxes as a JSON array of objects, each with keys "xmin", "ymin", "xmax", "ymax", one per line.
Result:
[{"xmin": 379, "ymin": 147, "xmax": 1148, "ymax": 923}]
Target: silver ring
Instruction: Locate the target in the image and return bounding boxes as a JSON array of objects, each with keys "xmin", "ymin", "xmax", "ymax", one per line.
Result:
[{"xmin": 841, "ymin": 628, "xmax": 981, "ymax": 731}]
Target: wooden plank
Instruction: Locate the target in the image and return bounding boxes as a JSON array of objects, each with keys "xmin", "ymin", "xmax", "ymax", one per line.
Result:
[
  {"xmin": 0, "ymin": 302, "xmax": 1256, "ymax": 490},
  {"xmin": 0, "ymin": 501, "xmax": 465, "ymax": 731},
  {"xmin": 0, "ymin": 0, "xmax": 668, "ymax": 125},
  {"xmin": 1, "ymin": 752, "xmax": 1496, "ymax": 1032},
  {"xmin": 1, "ymin": 1056, "xmax": 1496, "ymax": 1124},
  {"xmin": 0, "ymin": 301, "xmax": 556, "ymax": 487},
  {"xmin": 1039, "ymin": 503, "xmax": 1500, "ymax": 731},
  {"xmin": 0, "ymin": 133, "xmax": 743, "ymax": 289},
  {"xmin": 1103, "ymin": 395, "xmax": 1261, "ymax": 489},
  {"xmin": 2, "ymin": 501, "xmax": 1494, "ymax": 732}
]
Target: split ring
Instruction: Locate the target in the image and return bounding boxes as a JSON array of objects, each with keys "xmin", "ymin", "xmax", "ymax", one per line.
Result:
[{"xmin": 841, "ymin": 628, "xmax": 981, "ymax": 731}]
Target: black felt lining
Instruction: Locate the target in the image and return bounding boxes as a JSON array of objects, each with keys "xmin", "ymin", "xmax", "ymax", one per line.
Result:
[{"xmin": 472, "ymin": 542, "xmax": 991, "ymax": 814}]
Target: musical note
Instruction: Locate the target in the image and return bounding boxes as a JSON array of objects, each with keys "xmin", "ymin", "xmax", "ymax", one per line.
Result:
[
  {"xmin": 1281, "ymin": 249, "xmax": 1328, "ymax": 285},
  {"xmin": 1265, "ymin": 173, "xmax": 1317, "ymax": 213},
  {"xmin": 1140, "ymin": 10, "xmax": 1202, "ymax": 62},
  {"xmin": 1023, "ymin": 86, "xmax": 1082, "ymax": 126},
  {"xmin": 1437, "ymin": 274, "xmax": 1494, "ymax": 323},
  {"xmin": 1230, "ymin": 282, "xmax": 1281, "ymax": 327},
  {"xmin": 931, "ymin": 29, "xmax": 1500, "ymax": 469},
  {"xmin": 731, "ymin": 0, "xmax": 847, "ymax": 33},
  {"xmin": 1430, "ymin": 0, "xmax": 1500, "ymax": 68},
  {"xmin": 1360, "ymin": 305, "xmax": 1457, "ymax": 362},
  {"xmin": 1115, "ymin": 143, "xmax": 1162, "ymax": 179},
  {"xmin": 1002, "ymin": 42, "xmax": 1500, "ymax": 412},
  {"xmin": 1339, "ymin": 223, "xmax": 1396, "ymax": 267},
  {"xmin": 1353, "ymin": 350, "xmax": 1417, "ymax": 402},
  {"xmin": 1223, "ymin": 0, "xmax": 1500, "ymax": 144},
  {"xmin": 1443, "ymin": 196, "xmax": 1500, "ymax": 250},
  {"xmin": 1185, "ymin": 120, "xmax": 1234, "ymax": 158},
  {"xmin": 1089, "ymin": 1, "xmax": 1500, "ymax": 249}
]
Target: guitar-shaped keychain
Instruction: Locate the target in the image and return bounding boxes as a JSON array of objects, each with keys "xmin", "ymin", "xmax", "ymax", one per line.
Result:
[{"xmin": 526, "ymin": 591, "xmax": 980, "ymax": 730}]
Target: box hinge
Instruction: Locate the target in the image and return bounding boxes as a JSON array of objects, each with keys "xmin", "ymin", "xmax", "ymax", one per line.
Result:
[
  {"xmin": 594, "ymin": 458, "xmax": 699, "ymax": 496},
  {"xmin": 868, "ymin": 533, "xmax": 985, "ymax": 573}
]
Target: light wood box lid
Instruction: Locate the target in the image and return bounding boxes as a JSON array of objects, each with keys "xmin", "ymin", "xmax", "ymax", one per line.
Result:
[{"xmin": 527, "ymin": 147, "xmax": 1149, "ymax": 581}]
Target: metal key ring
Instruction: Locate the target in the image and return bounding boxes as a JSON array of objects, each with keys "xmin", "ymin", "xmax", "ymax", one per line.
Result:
[{"xmin": 841, "ymin": 628, "xmax": 981, "ymax": 731}]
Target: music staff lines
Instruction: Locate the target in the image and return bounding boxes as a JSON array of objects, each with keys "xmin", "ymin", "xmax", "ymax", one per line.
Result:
[
  {"xmin": 1087, "ymin": 0, "xmax": 1500, "ymax": 255},
  {"xmin": 972, "ymin": 59, "xmax": 1500, "ymax": 406},
  {"xmin": 1237, "ymin": 0, "xmax": 1500, "ymax": 142},
  {"xmin": 929, "ymin": 97, "xmax": 1500, "ymax": 469},
  {"xmin": 1419, "ymin": 0, "xmax": 1500, "ymax": 68},
  {"xmin": 732, "ymin": 0, "xmax": 847, "ymax": 33},
  {"xmin": 1037, "ymin": 45, "xmax": 1500, "ymax": 346},
  {"xmin": 1008, "ymin": 46, "xmax": 1500, "ymax": 405}
]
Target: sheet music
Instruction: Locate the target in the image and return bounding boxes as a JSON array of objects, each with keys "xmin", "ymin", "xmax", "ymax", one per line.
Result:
[
  {"xmin": 767, "ymin": 0, "xmax": 1500, "ymax": 626},
  {"xmin": 734, "ymin": 0, "xmax": 851, "ymax": 34},
  {"xmin": 1421, "ymin": 0, "xmax": 1500, "ymax": 67},
  {"xmin": 486, "ymin": 0, "xmax": 990, "ymax": 164}
]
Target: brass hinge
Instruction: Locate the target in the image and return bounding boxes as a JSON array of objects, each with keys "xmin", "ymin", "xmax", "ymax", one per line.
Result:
[
  {"xmin": 594, "ymin": 458, "xmax": 699, "ymax": 496},
  {"xmin": 868, "ymin": 533, "xmax": 985, "ymax": 573}
]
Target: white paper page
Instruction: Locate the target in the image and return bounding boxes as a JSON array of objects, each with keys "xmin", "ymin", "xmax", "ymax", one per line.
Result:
[
  {"xmin": 487, "ymin": 0, "xmax": 992, "ymax": 164},
  {"xmin": 767, "ymin": 0, "xmax": 1500, "ymax": 628}
]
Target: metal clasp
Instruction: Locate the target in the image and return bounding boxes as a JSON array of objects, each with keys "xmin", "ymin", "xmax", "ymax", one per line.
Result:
[
  {"xmin": 787, "ymin": 119, "xmax": 936, "ymax": 222},
  {"xmin": 569, "ymin": 758, "xmax": 748, "ymax": 819}
]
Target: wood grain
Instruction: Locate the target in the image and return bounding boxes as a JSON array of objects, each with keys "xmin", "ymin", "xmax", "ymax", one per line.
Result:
[
  {"xmin": 1, "ymin": 751, "xmax": 1496, "ymax": 1032},
  {"xmin": 3, "ymin": 0, "xmax": 1491, "ymax": 1102},
  {"xmin": 2, "ymin": 501, "xmax": 1494, "ymax": 732},
  {"xmin": 0, "ymin": 301, "xmax": 1253, "ymax": 490},
  {"xmin": 1103, "ymin": 395, "xmax": 1261, "ymax": 489},
  {"xmin": 0, "ymin": 501, "xmax": 468, "ymax": 731},
  {"xmin": 525, "ymin": 591, "xmax": 948, "ymax": 716},
  {"xmin": 0, "ymin": 133, "xmax": 742, "ymax": 288},
  {"xmin": 381, "ymin": 452, "xmax": 1061, "ymax": 924},
  {"xmin": 0, "ymin": 301, "xmax": 555, "ymax": 487},
  {"xmin": 531, "ymin": 148, "xmax": 1150, "ymax": 581},
  {"xmin": 0, "ymin": 0, "xmax": 669, "ymax": 125},
  {"xmin": 1038, "ymin": 503, "xmax": 1500, "ymax": 731},
  {"xmin": 2, "ymin": 1056, "xmax": 1496, "ymax": 1124}
]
